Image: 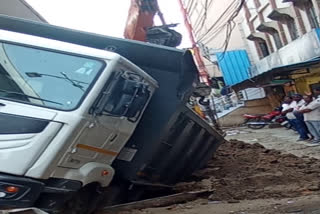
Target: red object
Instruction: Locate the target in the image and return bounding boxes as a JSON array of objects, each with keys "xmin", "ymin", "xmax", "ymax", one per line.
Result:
[
  {"xmin": 177, "ymin": 0, "xmax": 210, "ymax": 85},
  {"xmin": 5, "ymin": 186, "xmax": 19, "ymax": 193},
  {"xmin": 243, "ymin": 109, "xmax": 281, "ymax": 121},
  {"xmin": 124, "ymin": 0, "xmax": 160, "ymax": 42},
  {"xmin": 101, "ymin": 170, "xmax": 109, "ymax": 176},
  {"xmin": 124, "ymin": 0, "xmax": 210, "ymax": 84}
]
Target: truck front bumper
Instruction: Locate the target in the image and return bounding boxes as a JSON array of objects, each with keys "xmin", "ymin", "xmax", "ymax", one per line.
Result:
[{"xmin": 0, "ymin": 173, "xmax": 44, "ymax": 209}]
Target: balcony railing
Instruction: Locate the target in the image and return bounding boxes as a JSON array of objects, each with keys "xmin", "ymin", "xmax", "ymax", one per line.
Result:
[{"xmin": 249, "ymin": 28, "xmax": 320, "ymax": 77}]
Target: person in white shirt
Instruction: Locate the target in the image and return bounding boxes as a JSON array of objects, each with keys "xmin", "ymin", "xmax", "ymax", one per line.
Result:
[
  {"xmin": 282, "ymin": 96, "xmax": 294, "ymax": 129},
  {"xmin": 197, "ymin": 95, "xmax": 220, "ymax": 130},
  {"xmin": 281, "ymin": 96, "xmax": 292, "ymax": 111},
  {"xmin": 282, "ymin": 95, "xmax": 309, "ymax": 141},
  {"xmin": 299, "ymin": 93, "xmax": 320, "ymax": 145}
]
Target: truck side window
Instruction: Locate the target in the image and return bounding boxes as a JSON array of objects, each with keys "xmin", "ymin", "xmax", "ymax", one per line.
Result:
[
  {"xmin": 96, "ymin": 70, "xmax": 150, "ymax": 121},
  {"xmin": 103, "ymin": 73, "xmax": 127, "ymax": 115}
]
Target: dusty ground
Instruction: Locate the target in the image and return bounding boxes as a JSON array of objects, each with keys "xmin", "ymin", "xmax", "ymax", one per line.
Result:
[
  {"xmin": 127, "ymin": 127, "xmax": 320, "ymax": 214},
  {"xmin": 131, "ymin": 196, "xmax": 320, "ymax": 214},
  {"xmin": 174, "ymin": 140, "xmax": 320, "ymax": 200},
  {"xmin": 225, "ymin": 127, "xmax": 320, "ymax": 159}
]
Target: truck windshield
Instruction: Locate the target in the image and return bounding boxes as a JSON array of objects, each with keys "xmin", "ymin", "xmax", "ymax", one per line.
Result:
[{"xmin": 0, "ymin": 42, "xmax": 104, "ymax": 110}]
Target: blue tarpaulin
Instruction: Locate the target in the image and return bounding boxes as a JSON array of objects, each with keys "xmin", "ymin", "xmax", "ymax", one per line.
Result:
[{"xmin": 216, "ymin": 50, "xmax": 251, "ymax": 86}]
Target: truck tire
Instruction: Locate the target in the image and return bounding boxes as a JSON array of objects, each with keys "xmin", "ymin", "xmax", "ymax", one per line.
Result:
[
  {"xmin": 58, "ymin": 183, "xmax": 99, "ymax": 214},
  {"xmin": 97, "ymin": 185, "xmax": 126, "ymax": 207},
  {"xmin": 95, "ymin": 183, "xmax": 144, "ymax": 209}
]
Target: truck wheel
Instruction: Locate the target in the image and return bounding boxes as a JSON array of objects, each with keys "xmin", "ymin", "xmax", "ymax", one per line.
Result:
[
  {"xmin": 127, "ymin": 185, "xmax": 145, "ymax": 202},
  {"xmin": 95, "ymin": 184, "xmax": 144, "ymax": 210},
  {"xmin": 59, "ymin": 183, "xmax": 99, "ymax": 214},
  {"xmin": 96, "ymin": 184, "xmax": 127, "ymax": 207}
]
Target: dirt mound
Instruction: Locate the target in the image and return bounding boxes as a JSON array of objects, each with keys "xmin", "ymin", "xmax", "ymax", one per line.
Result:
[{"xmin": 174, "ymin": 140, "xmax": 320, "ymax": 201}]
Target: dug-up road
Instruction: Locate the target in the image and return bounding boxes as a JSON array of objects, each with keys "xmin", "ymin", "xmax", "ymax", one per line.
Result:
[{"xmin": 127, "ymin": 127, "xmax": 320, "ymax": 214}]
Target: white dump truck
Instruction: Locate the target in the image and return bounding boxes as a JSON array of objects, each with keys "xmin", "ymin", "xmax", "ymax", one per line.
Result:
[{"xmin": 0, "ymin": 15, "xmax": 224, "ymax": 214}]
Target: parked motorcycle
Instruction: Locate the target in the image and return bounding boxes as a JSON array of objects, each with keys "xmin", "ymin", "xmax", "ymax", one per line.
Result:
[
  {"xmin": 243, "ymin": 107, "xmax": 283, "ymax": 129},
  {"xmin": 243, "ymin": 107, "xmax": 296, "ymax": 130}
]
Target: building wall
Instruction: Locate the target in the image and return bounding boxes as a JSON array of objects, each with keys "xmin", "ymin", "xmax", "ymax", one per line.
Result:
[
  {"xmin": 218, "ymin": 98, "xmax": 272, "ymax": 126},
  {"xmin": 183, "ymin": 0, "xmax": 246, "ymax": 51},
  {"xmin": 182, "ymin": 0, "xmax": 248, "ymax": 77},
  {"xmin": 292, "ymin": 67, "xmax": 320, "ymax": 94},
  {"xmin": 0, "ymin": 0, "xmax": 46, "ymax": 22},
  {"xmin": 240, "ymin": 0, "xmax": 320, "ymax": 65}
]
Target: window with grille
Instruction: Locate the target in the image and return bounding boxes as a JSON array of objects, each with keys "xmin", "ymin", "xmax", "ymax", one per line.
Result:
[
  {"xmin": 287, "ymin": 18, "xmax": 299, "ymax": 40},
  {"xmin": 258, "ymin": 40, "xmax": 270, "ymax": 57},
  {"xmin": 305, "ymin": 2, "xmax": 319, "ymax": 29},
  {"xmin": 254, "ymin": 0, "xmax": 261, "ymax": 8},
  {"xmin": 272, "ymin": 32, "xmax": 283, "ymax": 49}
]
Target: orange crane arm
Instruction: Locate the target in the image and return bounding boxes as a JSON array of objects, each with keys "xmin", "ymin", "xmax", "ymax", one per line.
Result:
[{"xmin": 124, "ymin": 0, "xmax": 163, "ymax": 41}]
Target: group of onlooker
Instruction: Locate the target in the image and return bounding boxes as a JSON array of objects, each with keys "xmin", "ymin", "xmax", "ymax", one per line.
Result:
[{"xmin": 281, "ymin": 87, "xmax": 320, "ymax": 146}]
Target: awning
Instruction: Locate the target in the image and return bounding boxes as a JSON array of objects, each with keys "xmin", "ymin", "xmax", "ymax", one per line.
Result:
[
  {"xmin": 232, "ymin": 57, "xmax": 320, "ymax": 91},
  {"xmin": 282, "ymin": 0, "xmax": 311, "ymax": 8},
  {"xmin": 272, "ymin": 57, "xmax": 320, "ymax": 74},
  {"xmin": 247, "ymin": 32, "xmax": 266, "ymax": 41},
  {"xmin": 257, "ymin": 22, "xmax": 278, "ymax": 34},
  {"xmin": 268, "ymin": 7, "xmax": 295, "ymax": 22},
  {"xmin": 261, "ymin": 79, "xmax": 293, "ymax": 87}
]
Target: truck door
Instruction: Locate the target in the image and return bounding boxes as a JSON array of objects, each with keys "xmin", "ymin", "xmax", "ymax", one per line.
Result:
[{"xmin": 60, "ymin": 68, "xmax": 153, "ymax": 168}]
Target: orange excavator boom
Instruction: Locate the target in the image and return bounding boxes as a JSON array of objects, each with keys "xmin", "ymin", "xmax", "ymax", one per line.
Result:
[
  {"xmin": 124, "ymin": 0, "xmax": 182, "ymax": 47},
  {"xmin": 124, "ymin": 0, "xmax": 160, "ymax": 41}
]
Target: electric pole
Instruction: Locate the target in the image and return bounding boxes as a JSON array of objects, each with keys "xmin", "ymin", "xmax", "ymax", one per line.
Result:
[{"xmin": 177, "ymin": 0, "xmax": 210, "ymax": 85}]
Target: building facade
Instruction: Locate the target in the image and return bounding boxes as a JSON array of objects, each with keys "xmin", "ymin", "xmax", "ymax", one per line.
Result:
[
  {"xmin": 182, "ymin": 0, "xmax": 252, "ymax": 86},
  {"xmin": 0, "ymin": 0, "xmax": 46, "ymax": 22},
  {"xmin": 241, "ymin": 0, "xmax": 320, "ymax": 69},
  {"xmin": 231, "ymin": 0, "xmax": 320, "ymax": 108},
  {"xmin": 182, "ymin": 0, "xmax": 246, "ymax": 51}
]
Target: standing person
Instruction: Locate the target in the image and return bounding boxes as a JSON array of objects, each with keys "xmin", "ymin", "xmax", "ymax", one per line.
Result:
[
  {"xmin": 281, "ymin": 96, "xmax": 292, "ymax": 111},
  {"xmin": 299, "ymin": 93, "xmax": 320, "ymax": 146},
  {"xmin": 292, "ymin": 94, "xmax": 309, "ymax": 138},
  {"xmin": 282, "ymin": 95, "xmax": 293, "ymax": 127},
  {"xmin": 314, "ymin": 87, "xmax": 320, "ymax": 99},
  {"xmin": 198, "ymin": 95, "xmax": 215, "ymax": 126},
  {"xmin": 292, "ymin": 94, "xmax": 306, "ymax": 111},
  {"xmin": 282, "ymin": 95, "xmax": 309, "ymax": 141}
]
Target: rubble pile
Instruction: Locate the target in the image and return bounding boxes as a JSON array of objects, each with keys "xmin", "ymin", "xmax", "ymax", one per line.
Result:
[{"xmin": 174, "ymin": 140, "xmax": 320, "ymax": 201}]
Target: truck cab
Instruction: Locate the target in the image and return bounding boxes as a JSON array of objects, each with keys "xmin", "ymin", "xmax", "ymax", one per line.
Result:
[{"xmin": 0, "ymin": 29, "xmax": 157, "ymax": 210}]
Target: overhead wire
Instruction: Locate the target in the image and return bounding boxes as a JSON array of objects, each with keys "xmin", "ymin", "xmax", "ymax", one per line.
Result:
[
  {"xmin": 186, "ymin": 0, "xmax": 195, "ymax": 14},
  {"xmin": 200, "ymin": 11, "xmax": 235, "ymax": 44},
  {"xmin": 198, "ymin": 0, "xmax": 209, "ymax": 34},
  {"xmin": 184, "ymin": 0, "xmax": 216, "ymax": 39},
  {"xmin": 201, "ymin": 0, "xmax": 245, "ymax": 47},
  {"xmin": 196, "ymin": 0, "xmax": 239, "ymax": 42},
  {"xmin": 182, "ymin": 0, "xmax": 246, "ymax": 63},
  {"xmin": 191, "ymin": 1, "xmax": 208, "ymax": 33},
  {"xmin": 194, "ymin": 0, "xmax": 216, "ymax": 34},
  {"xmin": 195, "ymin": 5, "xmax": 237, "ymax": 40},
  {"xmin": 207, "ymin": 0, "xmax": 215, "ymax": 9},
  {"xmin": 188, "ymin": 1, "xmax": 201, "ymax": 18},
  {"xmin": 216, "ymin": 0, "xmax": 246, "ymax": 60},
  {"xmin": 183, "ymin": 0, "xmax": 245, "ymax": 63}
]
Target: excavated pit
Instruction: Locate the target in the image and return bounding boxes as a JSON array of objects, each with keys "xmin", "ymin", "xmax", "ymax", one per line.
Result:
[
  {"xmin": 174, "ymin": 140, "xmax": 320, "ymax": 201},
  {"xmin": 98, "ymin": 140, "xmax": 320, "ymax": 214}
]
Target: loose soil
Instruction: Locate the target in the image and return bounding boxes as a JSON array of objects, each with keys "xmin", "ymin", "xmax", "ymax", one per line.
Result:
[
  {"xmin": 114, "ymin": 131, "xmax": 320, "ymax": 214},
  {"xmin": 174, "ymin": 140, "xmax": 320, "ymax": 201}
]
